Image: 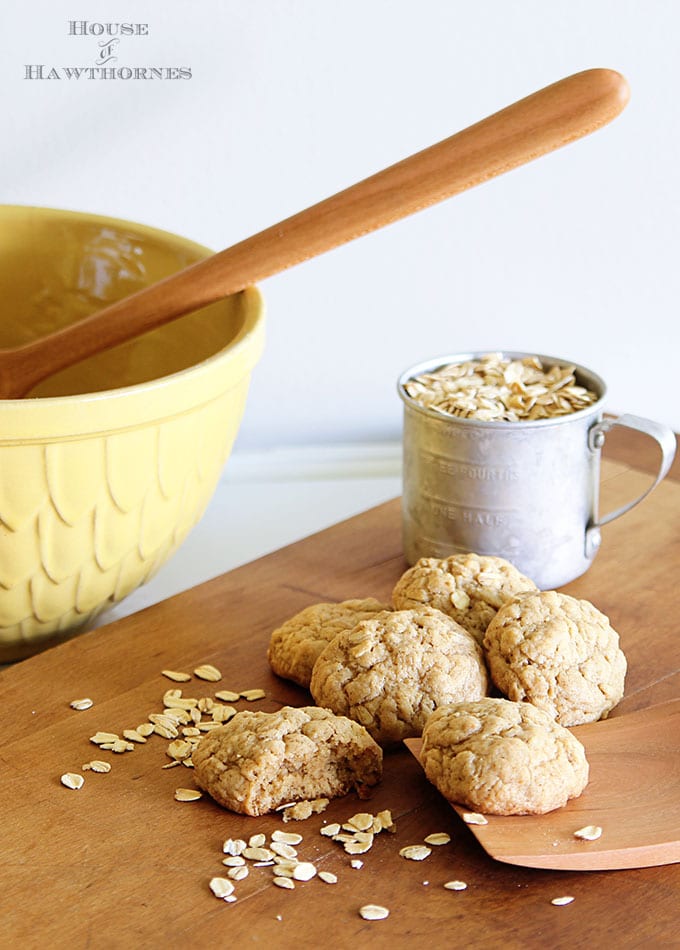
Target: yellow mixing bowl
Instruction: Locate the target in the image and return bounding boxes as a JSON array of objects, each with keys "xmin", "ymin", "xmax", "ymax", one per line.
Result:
[{"xmin": 0, "ymin": 206, "xmax": 265, "ymax": 661}]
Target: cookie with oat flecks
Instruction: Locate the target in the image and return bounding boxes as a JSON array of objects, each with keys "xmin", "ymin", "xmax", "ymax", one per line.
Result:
[
  {"xmin": 420, "ymin": 697, "xmax": 589, "ymax": 815},
  {"xmin": 309, "ymin": 607, "xmax": 488, "ymax": 747},
  {"xmin": 193, "ymin": 705, "xmax": 382, "ymax": 816},
  {"xmin": 267, "ymin": 598, "xmax": 390, "ymax": 688},
  {"xmin": 482, "ymin": 589, "xmax": 626, "ymax": 726},
  {"xmin": 392, "ymin": 553, "xmax": 538, "ymax": 644}
]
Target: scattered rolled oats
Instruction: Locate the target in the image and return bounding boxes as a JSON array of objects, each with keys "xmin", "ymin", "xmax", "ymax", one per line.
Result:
[
  {"xmin": 70, "ymin": 698, "xmax": 93, "ymax": 711},
  {"xmin": 248, "ymin": 833, "xmax": 267, "ymax": 848},
  {"xmin": 90, "ymin": 731, "xmax": 119, "ymax": 745},
  {"xmin": 193, "ymin": 664, "xmax": 222, "ymax": 682},
  {"xmin": 82, "ymin": 760, "xmax": 111, "ymax": 773},
  {"xmin": 162, "ymin": 670, "xmax": 192, "ymax": 682},
  {"xmin": 462, "ymin": 812, "xmax": 488, "ymax": 826},
  {"xmin": 292, "ymin": 862, "xmax": 317, "ymax": 882},
  {"xmin": 375, "ymin": 810, "xmax": 396, "ymax": 833},
  {"xmin": 359, "ymin": 904, "xmax": 389, "ymax": 921},
  {"xmin": 424, "ymin": 832, "xmax": 451, "ymax": 846},
  {"xmin": 271, "ymin": 841, "xmax": 298, "ymax": 860},
  {"xmin": 344, "ymin": 839, "xmax": 373, "ymax": 855},
  {"xmin": 345, "ymin": 812, "xmax": 375, "ymax": 832},
  {"xmin": 110, "ymin": 738, "xmax": 135, "ymax": 753},
  {"xmin": 318, "ymin": 871, "xmax": 338, "ymax": 884},
  {"xmin": 214, "ymin": 689, "xmax": 241, "ymax": 703},
  {"xmin": 244, "ymin": 847, "xmax": 275, "ymax": 862},
  {"xmin": 136, "ymin": 722, "xmax": 155, "ymax": 738},
  {"xmin": 573, "ymin": 825, "xmax": 603, "ymax": 841},
  {"xmin": 122, "ymin": 728, "xmax": 147, "ymax": 744},
  {"xmin": 399, "ymin": 845, "xmax": 432, "ymax": 861},
  {"xmin": 273, "ymin": 877, "xmax": 295, "ymax": 890},
  {"xmin": 223, "ymin": 838, "xmax": 247, "ymax": 856},
  {"xmin": 444, "ymin": 880, "xmax": 468, "ymax": 891},
  {"xmin": 211, "ymin": 704, "xmax": 236, "ymax": 723},
  {"xmin": 174, "ymin": 788, "xmax": 202, "ymax": 802},
  {"xmin": 167, "ymin": 739, "xmax": 193, "ymax": 761},
  {"xmin": 320, "ymin": 823, "xmax": 342, "ymax": 838},
  {"xmin": 209, "ymin": 877, "xmax": 235, "ymax": 899},
  {"xmin": 222, "ymin": 855, "xmax": 246, "ymax": 867},
  {"xmin": 60, "ymin": 772, "xmax": 84, "ymax": 789},
  {"xmin": 228, "ymin": 866, "xmax": 249, "ymax": 882},
  {"xmin": 273, "ymin": 861, "xmax": 298, "ymax": 878},
  {"xmin": 404, "ymin": 354, "xmax": 597, "ymax": 422},
  {"xmin": 350, "ymin": 859, "xmax": 363, "ymax": 869},
  {"xmin": 551, "ymin": 896, "xmax": 575, "ymax": 906},
  {"xmin": 271, "ymin": 830, "xmax": 303, "ymax": 846},
  {"xmin": 281, "ymin": 798, "xmax": 329, "ymax": 822},
  {"xmin": 240, "ymin": 688, "xmax": 266, "ymax": 701}
]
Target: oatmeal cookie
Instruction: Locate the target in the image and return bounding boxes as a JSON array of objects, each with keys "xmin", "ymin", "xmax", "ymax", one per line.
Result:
[
  {"xmin": 268, "ymin": 598, "xmax": 389, "ymax": 688},
  {"xmin": 309, "ymin": 607, "xmax": 488, "ymax": 747},
  {"xmin": 392, "ymin": 553, "xmax": 537, "ymax": 644},
  {"xmin": 192, "ymin": 705, "xmax": 382, "ymax": 816},
  {"xmin": 482, "ymin": 590, "xmax": 626, "ymax": 726},
  {"xmin": 420, "ymin": 697, "xmax": 589, "ymax": 815}
]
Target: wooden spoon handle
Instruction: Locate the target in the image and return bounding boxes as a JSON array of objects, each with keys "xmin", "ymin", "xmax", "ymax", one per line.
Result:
[{"xmin": 5, "ymin": 68, "xmax": 629, "ymax": 398}]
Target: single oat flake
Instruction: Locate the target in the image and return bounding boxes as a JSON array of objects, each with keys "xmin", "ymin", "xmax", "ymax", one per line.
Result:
[
  {"xmin": 209, "ymin": 877, "xmax": 235, "ymax": 900},
  {"xmin": 399, "ymin": 844, "xmax": 432, "ymax": 861},
  {"xmin": 292, "ymin": 862, "xmax": 317, "ymax": 882},
  {"xmin": 214, "ymin": 689, "xmax": 241, "ymax": 703},
  {"xmin": 82, "ymin": 760, "xmax": 111, "ymax": 773},
  {"xmin": 462, "ymin": 812, "xmax": 488, "ymax": 826},
  {"xmin": 240, "ymin": 688, "xmax": 266, "ymax": 701},
  {"xmin": 273, "ymin": 877, "xmax": 295, "ymax": 890},
  {"xmin": 193, "ymin": 664, "xmax": 222, "ymax": 682},
  {"xmin": 174, "ymin": 788, "xmax": 203, "ymax": 802},
  {"xmin": 60, "ymin": 772, "xmax": 84, "ymax": 789},
  {"xmin": 271, "ymin": 830, "xmax": 303, "ymax": 846},
  {"xmin": 424, "ymin": 832, "xmax": 451, "ymax": 846},
  {"xmin": 573, "ymin": 825, "xmax": 603, "ymax": 841},
  {"xmin": 70, "ymin": 698, "xmax": 93, "ymax": 711},
  {"xmin": 162, "ymin": 670, "xmax": 192, "ymax": 683},
  {"xmin": 359, "ymin": 904, "xmax": 389, "ymax": 921},
  {"xmin": 444, "ymin": 880, "xmax": 468, "ymax": 891},
  {"xmin": 551, "ymin": 896, "xmax": 575, "ymax": 906}
]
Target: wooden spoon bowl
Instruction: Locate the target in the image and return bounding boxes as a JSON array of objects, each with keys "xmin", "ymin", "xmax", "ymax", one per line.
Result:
[{"xmin": 406, "ymin": 699, "xmax": 680, "ymax": 871}]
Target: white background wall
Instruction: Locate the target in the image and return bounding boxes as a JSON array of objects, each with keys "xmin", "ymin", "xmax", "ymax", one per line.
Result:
[{"xmin": 3, "ymin": 1, "xmax": 679, "ymax": 450}]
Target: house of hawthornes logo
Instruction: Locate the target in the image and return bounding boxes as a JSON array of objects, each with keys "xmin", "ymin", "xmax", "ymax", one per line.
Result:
[{"xmin": 25, "ymin": 20, "xmax": 192, "ymax": 80}]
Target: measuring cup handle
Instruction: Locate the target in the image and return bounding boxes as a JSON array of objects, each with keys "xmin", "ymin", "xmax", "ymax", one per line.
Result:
[{"xmin": 588, "ymin": 413, "xmax": 677, "ymax": 530}]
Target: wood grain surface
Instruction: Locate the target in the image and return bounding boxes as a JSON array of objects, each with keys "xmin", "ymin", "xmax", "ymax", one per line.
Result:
[{"xmin": 2, "ymin": 436, "xmax": 678, "ymax": 950}]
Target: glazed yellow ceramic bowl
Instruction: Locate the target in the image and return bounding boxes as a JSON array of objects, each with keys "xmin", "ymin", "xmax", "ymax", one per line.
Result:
[{"xmin": 0, "ymin": 206, "xmax": 265, "ymax": 661}]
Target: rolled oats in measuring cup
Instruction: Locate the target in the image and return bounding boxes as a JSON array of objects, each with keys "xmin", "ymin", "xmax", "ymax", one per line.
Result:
[{"xmin": 397, "ymin": 352, "xmax": 676, "ymax": 588}]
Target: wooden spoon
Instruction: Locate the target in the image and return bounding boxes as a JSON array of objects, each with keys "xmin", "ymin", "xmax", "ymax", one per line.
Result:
[
  {"xmin": 405, "ymin": 699, "xmax": 680, "ymax": 871},
  {"xmin": 2, "ymin": 68, "xmax": 629, "ymax": 399}
]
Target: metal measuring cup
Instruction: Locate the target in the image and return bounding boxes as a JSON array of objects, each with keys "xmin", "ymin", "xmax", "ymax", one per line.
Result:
[{"xmin": 398, "ymin": 352, "xmax": 676, "ymax": 589}]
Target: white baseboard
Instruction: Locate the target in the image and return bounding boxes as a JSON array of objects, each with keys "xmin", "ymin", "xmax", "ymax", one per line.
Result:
[{"xmin": 224, "ymin": 440, "xmax": 403, "ymax": 483}]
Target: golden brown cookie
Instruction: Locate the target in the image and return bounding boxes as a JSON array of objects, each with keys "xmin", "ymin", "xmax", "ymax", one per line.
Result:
[
  {"xmin": 309, "ymin": 607, "xmax": 488, "ymax": 747},
  {"xmin": 267, "ymin": 598, "xmax": 389, "ymax": 688},
  {"xmin": 482, "ymin": 590, "xmax": 626, "ymax": 726},
  {"xmin": 420, "ymin": 698, "xmax": 589, "ymax": 815},
  {"xmin": 392, "ymin": 553, "xmax": 538, "ymax": 644},
  {"xmin": 192, "ymin": 705, "xmax": 382, "ymax": 816}
]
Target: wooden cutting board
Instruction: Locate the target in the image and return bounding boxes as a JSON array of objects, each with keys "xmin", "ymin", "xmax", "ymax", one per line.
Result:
[{"xmin": 2, "ymin": 431, "xmax": 679, "ymax": 949}]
